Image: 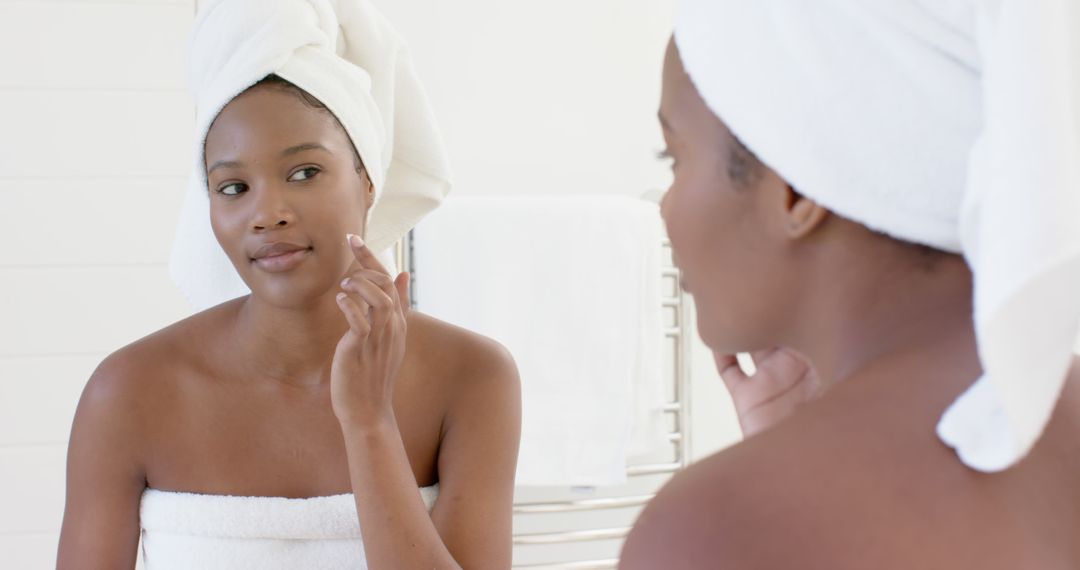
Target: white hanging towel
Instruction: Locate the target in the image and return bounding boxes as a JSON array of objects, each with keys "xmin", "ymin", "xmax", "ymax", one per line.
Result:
[{"xmin": 413, "ymin": 195, "xmax": 667, "ymax": 486}]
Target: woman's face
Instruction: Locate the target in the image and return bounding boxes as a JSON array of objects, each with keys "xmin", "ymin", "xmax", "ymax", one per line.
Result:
[
  {"xmin": 204, "ymin": 85, "xmax": 371, "ymax": 308},
  {"xmin": 658, "ymin": 39, "xmax": 798, "ymax": 353}
]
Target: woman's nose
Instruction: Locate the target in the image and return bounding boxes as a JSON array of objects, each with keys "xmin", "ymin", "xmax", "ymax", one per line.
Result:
[{"xmin": 249, "ymin": 185, "xmax": 296, "ymax": 231}]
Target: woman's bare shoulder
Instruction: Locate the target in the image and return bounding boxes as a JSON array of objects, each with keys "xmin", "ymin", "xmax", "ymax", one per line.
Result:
[
  {"xmin": 620, "ymin": 385, "xmax": 1056, "ymax": 570},
  {"xmin": 402, "ymin": 311, "xmax": 520, "ymax": 438},
  {"xmin": 620, "ymin": 424, "xmax": 833, "ymax": 569},
  {"xmin": 78, "ymin": 299, "xmax": 241, "ymax": 417},
  {"xmin": 405, "ymin": 311, "xmax": 519, "ymax": 387},
  {"xmin": 622, "ymin": 425, "xmax": 926, "ymax": 569}
]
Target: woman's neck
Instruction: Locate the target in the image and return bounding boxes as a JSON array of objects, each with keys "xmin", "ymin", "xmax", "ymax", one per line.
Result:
[
  {"xmin": 227, "ymin": 290, "xmax": 351, "ymax": 388},
  {"xmin": 788, "ymin": 244, "xmax": 978, "ymax": 391}
]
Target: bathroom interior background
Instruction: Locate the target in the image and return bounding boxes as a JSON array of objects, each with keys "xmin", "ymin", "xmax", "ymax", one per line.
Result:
[{"xmin": 0, "ymin": 0, "xmax": 743, "ymax": 566}]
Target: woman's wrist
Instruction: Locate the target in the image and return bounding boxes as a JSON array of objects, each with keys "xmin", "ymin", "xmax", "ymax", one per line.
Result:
[{"xmin": 338, "ymin": 410, "xmax": 398, "ymax": 437}]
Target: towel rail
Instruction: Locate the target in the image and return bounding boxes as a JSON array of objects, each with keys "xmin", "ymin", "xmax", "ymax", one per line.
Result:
[
  {"xmin": 513, "ymin": 494, "xmax": 654, "ymax": 515},
  {"xmin": 401, "ymin": 221, "xmax": 692, "ymax": 569},
  {"xmin": 661, "ymin": 402, "xmax": 682, "ymax": 413},
  {"xmin": 510, "ymin": 230, "xmax": 691, "ymax": 567},
  {"xmin": 512, "ymin": 559, "xmax": 619, "ymax": 570},
  {"xmin": 513, "ymin": 527, "xmax": 632, "ymax": 545}
]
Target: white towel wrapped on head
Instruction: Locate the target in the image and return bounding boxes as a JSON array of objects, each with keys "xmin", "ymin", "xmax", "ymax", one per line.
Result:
[{"xmin": 169, "ymin": 0, "xmax": 451, "ymax": 311}]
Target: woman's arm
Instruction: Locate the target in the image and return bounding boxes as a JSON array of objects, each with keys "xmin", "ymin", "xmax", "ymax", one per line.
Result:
[
  {"xmin": 332, "ymin": 235, "xmax": 521, "ymax": 568},
  {"xmin": 428, "ymin": 338, "xmax": 521, "ymax": 567},
  {"xmin": 57, "ymin": 355, "xmax": 146, "ymax": 569},
  {"xmin": 342, "ymin": 343, "xmax": 520, "ymax": 567},
  {"xmin": 342, "ymin": 338, "xmax": 520, "ymax": 569}
]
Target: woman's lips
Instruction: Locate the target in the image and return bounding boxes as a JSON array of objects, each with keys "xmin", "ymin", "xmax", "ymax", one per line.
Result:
[{"xmin": 252, "ymin": 248, "xmax": 312, "ymax": 272}]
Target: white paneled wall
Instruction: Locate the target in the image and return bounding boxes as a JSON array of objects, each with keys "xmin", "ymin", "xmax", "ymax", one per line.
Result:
[
  {"xmin": 0, "ymin": 1, "xmax": 195, "ymax": 567},
  {"xmin": 370, "ymin": 0, "xmax": 679, "ymax": 201}
]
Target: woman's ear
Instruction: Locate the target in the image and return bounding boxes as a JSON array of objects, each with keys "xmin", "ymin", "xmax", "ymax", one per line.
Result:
[
  {"xmin": 783, "ymin": 186, "xmax": 829, "ymax": 239},
  {"xmin": 363, "ymin": 173, "xmax": 376, "ymax": 208}
]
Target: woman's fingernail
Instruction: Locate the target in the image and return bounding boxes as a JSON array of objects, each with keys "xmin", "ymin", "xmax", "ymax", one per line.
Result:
[
  {"xmin": 348, "ymin": 234, "xmax": 364, "ymax": 248},
  {"xmin": 336, "ymin": 292, "xmax": 347, "ymax": 302},
  {"xmin": 341, "ymin": 277, "xmax": 350, "ymax": 288}
]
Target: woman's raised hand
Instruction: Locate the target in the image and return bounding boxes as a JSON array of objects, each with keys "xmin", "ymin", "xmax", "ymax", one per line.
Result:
[
  {"xmin": 714, "ymin": 348, "xmax": 822, "ymax": 438},
  {"xmin": 331, "ymin": 234, "xmax": 411, "ymax": 428}
]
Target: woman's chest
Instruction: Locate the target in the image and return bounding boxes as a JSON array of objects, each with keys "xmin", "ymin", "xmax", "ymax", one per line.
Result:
[{"xmin": 143, "ymin": 374, "xmax": 443, "ymax": 496}]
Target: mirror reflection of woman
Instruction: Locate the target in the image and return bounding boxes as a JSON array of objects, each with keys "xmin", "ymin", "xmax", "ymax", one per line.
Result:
[
  {"xmin": 623, "ymin": 1, "xmax": 1080, "ymax": 568},
  {"xmin": 57, "ymin": 1, "xmax": 520, "ymax": 568}
]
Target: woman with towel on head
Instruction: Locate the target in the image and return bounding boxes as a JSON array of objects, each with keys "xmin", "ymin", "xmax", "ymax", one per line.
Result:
[
  {"xmin": 623, "ymin": 0, "xmax": 1080, "ymax": 568},
  {"xmin": 57, "ymin": 1, "xmax": 520, "ymax": 568}
]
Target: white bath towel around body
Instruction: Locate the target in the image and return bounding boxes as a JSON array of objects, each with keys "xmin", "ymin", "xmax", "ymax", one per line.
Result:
[{"xmin": 139, "ymin": 485, "xmax": 439, "ymax": 569}]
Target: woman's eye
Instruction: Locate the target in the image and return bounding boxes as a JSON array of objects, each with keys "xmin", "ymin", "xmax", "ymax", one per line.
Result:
[
  {"xmin": 288, "ymin": 166, "xmax": 321, "ymax": 182},
  {"xmin": 656, "ymin": 148, "xmax": 677, "ymax": 169},
  {"xmin": 217, "ymin": 182, "xmax": 247, "ymax": 196}
]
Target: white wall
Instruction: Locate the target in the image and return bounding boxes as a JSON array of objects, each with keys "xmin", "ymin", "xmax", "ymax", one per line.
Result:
[
  {"xmin": 370, "ymin": 0, "xmax": 678, "ymax": 201},
  {"xmin": 0, "ymin": 0, "xmax": 739, "ymax": 567},
  {"xmin": 0, "ymin": 1, "xmax": 195, "ymax": 567}
]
